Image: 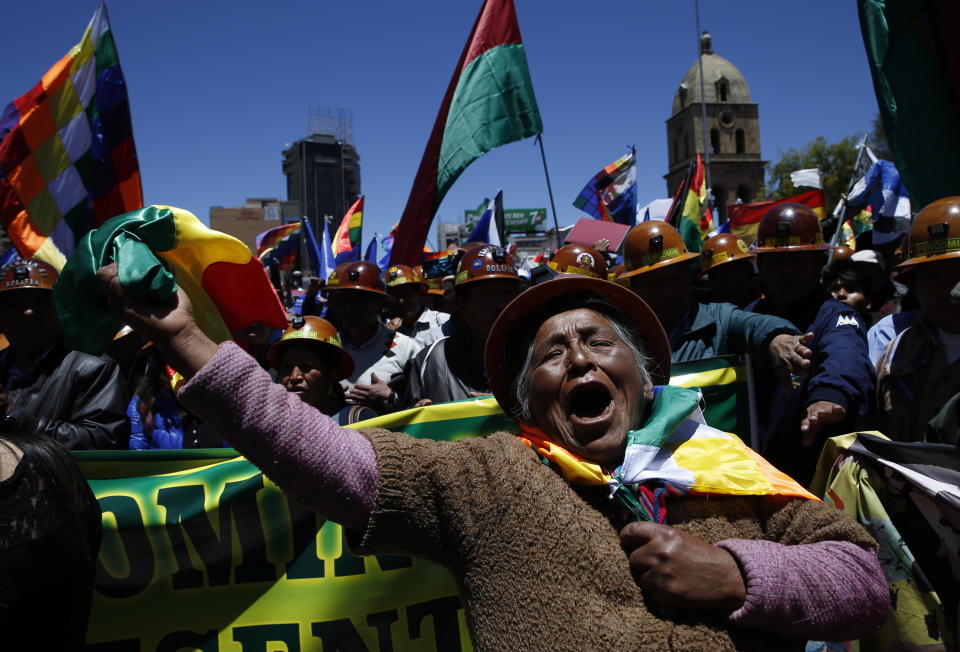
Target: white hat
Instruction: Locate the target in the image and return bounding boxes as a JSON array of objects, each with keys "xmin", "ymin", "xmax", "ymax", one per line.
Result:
[{"xmin": 850, "ymin": 249, "xmax": 885, "ymax": 270}]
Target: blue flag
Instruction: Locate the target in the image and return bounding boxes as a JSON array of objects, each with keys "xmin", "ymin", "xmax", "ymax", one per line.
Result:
[
  {"xmin": 379, "ymin": 230, "xmax": 394, "ymax": 271},
  {"xmin": 846, "ymin": 160, "xmax": 911, "ymax": 220},
  {"xmin": 364, "ymin": 234, "xmax": 381, "ymax": 265},
  {"xmin": 302, "ymin": 216, "xmax": 336, "ymax": 281}
]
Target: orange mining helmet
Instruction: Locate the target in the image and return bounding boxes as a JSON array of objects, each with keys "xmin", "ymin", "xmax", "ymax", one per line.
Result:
[
  {"xmin": 832, "ymin": 245, "xmax": 854, "ymax": 261},
  {"xmin": 699, "ymin": 233, "xmax": 753, "ymax": 279},
  {"xmin": 455, "ymin": 245, "xmax": 518, "ymax": 287},
  {"xmin": 898, "ymin": 196, "xmax": 960, "ymax": 269},
  {"xmin": 267, "ymin": 315, "xmax": 355, "ymax": 379},
  {"xmin": 326, "ymin": 261, "xmax": 387, "ymax": 295},
  {"xmin": 0, "ymin": 258, "xmax": 58, "ymax": 293},
  {"xmin": 607, "ymin": 262, "xmax": 627, "ymax": 285},
  {"xmin": 548, "ymin": 244, "xmax": 608, "ymax": 279},
  {"xmin": 752, "ymin": 203, "xmax": 829, "ymax": 252},
  {"xmin": 618, "ymin": 221, "xmax": 698, "ymax": 280},
  {"xmin": 383, "ymin": 265, "xmax": 426, "ymax": 291}
]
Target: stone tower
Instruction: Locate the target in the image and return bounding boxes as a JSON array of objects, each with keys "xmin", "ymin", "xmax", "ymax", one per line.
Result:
[{"xmin": 665, "ymin": 32, "xmax": 764, "ymax": 223}]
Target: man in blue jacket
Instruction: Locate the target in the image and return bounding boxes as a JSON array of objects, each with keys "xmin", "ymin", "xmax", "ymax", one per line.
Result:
[
  {"xmin": 619, "ymin": 221, "xmax": 812, "ymax": 392},
  {"xmin": 747, "ymin": 203, "xmax": 875, "ymax": 484}
]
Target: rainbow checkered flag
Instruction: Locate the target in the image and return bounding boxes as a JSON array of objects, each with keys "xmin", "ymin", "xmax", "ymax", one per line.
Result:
[
  {"xmin": 0, "ymin": 2, "xmax": 142, "ymax": 269},
  {"xmin": 256, "ymin": 222, "xmax": 301, "ymax": 270}
]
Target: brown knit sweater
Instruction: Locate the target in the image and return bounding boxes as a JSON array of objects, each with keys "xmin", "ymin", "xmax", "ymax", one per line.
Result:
[{"xmin": 348, "ymin": 429, "xmax": 878, "ymax": 651}]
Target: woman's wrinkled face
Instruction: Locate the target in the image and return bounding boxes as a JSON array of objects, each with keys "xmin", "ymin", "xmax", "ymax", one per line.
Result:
[
  {"xmin": 277, "ymin": 342, "xmax": 338, "ymax": 410},
  {"xmin": 527, "ymin": 308, "xmax": 650, "ymax": 466}
]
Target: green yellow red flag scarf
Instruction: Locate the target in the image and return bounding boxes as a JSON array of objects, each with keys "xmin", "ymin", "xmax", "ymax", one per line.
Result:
[
  {"xmin": 53, "ymin": 205, "xmax": 288, "ymax": 356},
  {"xmin": 518, "ymin": 385, "xmax": 818, "ymax": 523}
]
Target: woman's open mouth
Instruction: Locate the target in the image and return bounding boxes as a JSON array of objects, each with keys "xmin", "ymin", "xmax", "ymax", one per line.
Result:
[{"xmin": 566, "ymin": 382, "xmax": 614, "ymax": 426}]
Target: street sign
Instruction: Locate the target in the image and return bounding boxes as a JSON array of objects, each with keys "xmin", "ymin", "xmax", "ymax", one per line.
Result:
[{"xmin": 465, "ymin": 200, "xmax": 548, "ymax": 233}]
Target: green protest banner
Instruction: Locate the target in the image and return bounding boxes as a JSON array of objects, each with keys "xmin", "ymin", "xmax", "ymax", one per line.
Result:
[
  {"xmin": 669, "ymin": 353, "xmax": 754, "ymax": 443},
  {"xmin": 79, "ymin": 398, "xmax": 513, "ymax": 651}
]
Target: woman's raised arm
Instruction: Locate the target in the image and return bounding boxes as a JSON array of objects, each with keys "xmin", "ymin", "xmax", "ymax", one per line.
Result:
[{"xmin": 97, "ymin": 264, "xmax": 379, "ymax": 529}]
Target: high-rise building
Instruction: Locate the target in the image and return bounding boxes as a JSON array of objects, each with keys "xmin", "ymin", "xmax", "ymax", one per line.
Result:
[
  {"xmin": 665, "ymin": 32, "xmax": 764, "ymax": 223},
  {"xmin": 282, "ymin": 132, "xmax": 361, "ymax": 240}
]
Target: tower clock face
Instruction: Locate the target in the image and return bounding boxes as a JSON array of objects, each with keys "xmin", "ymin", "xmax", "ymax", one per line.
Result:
[{"xmin": 719, "ymin": 110, "xmax": 735, "ymax": 128}]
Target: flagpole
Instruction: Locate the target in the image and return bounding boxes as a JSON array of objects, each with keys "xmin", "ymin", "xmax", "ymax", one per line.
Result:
[
  {"xmin": 827, "ymin": 133, "xmax": 869, "ymax": 263},
  {"xmin": 536, "ymin": 135, "xmax": 563, "ymax": 247},
  {"xmin": 694, "ymin": 0, "xmax": 715, "ymax": 220}
]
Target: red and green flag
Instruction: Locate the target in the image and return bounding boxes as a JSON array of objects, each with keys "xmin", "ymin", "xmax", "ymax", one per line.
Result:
[
  {"xmin": 332, "ymin": 195, "xmax": 363, "ymax": 265},
  {"xmin": 389, "ymin": 0, "xmax": 543, "ymax": 265},
  {"xmin": 0, "ymin": 2, "xmax": 142, "ymax": 270}
]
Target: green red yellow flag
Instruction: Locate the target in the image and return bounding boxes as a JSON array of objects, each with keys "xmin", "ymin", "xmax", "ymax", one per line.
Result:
[
  {"xmin": 53, "ymin": 205, "xmax": 288, "ymax": 355},
  {"xmin": 669, "ymin": 153, "xmax": 713, "ymax": 252}
]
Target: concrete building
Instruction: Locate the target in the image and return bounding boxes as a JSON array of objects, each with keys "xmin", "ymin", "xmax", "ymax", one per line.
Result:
[
  {"xmin": 282, "ymin": 133, "xmax": 361, "ymax": 240},
  {"xmin": 665, "ymin": 32, "xmax": 765, "ymax": 223},
  {"xmin": 209, "ymin": 198, "xmax": 283, "ymax": 255}
]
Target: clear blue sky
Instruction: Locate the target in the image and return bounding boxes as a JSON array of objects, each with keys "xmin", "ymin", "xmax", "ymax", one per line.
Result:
[{"xmin": 1, "ymin": 1, "xmax": 877, "ymax": 247}]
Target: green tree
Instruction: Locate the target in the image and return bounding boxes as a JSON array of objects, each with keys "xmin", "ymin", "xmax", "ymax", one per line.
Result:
[{"xmin": 763, "ymin": 135, "xmax": 861, "ymax": 213}]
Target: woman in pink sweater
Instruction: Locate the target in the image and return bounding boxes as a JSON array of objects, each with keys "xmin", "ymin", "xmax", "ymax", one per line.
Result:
[{"xmin": 97, "ymin": 264, "xmax": 888, "ymax": 650}]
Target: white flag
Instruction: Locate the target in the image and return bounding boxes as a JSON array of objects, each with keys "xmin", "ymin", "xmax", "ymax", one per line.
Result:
[{"xmin": 790, "ymin": 168, "xmax": 822, "ymax": 189}]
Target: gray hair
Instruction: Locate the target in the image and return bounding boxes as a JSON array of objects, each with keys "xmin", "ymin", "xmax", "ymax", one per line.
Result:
[{"xmin": 509, "ymin": 296, "xmax": 652, "ymax": 423}]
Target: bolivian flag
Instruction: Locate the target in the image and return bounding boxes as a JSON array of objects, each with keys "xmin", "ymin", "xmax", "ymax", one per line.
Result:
[{"xmin": 53, "ymin": 205, "xmax": 288, "ymax": 355}]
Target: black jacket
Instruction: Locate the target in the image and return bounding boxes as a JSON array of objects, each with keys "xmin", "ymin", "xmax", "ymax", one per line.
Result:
[
  {"xmin": 400, "ymin": 322, "xmax": 488, "ymax": 408},
  {"xmin": 1, "ymin": 343, "xmax": 129, "ymax": 450}
]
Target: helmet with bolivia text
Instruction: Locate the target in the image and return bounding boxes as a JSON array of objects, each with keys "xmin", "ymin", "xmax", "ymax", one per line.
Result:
[
  {"xmin": 898, "ymin": 196, "xmax": 960, "ymax": 269},
  {"xmin": 455, "ymin": 245, "xmax": 518, "ymax": 287},
  {"xmin": 267, "ymin": 315, "xmax": 354, "ymax": 379},
  {"xmin": 0, "ymin": 258, "xmax": 58, "ymax": 293}
]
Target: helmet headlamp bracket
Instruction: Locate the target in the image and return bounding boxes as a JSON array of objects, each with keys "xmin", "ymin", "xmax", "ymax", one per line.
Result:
[{"xmin": 928, "ymin": 222, "xmax": 949, "ymax": 239}]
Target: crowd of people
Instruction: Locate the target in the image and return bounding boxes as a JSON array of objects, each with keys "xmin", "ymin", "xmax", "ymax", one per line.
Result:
[{"xmin": 1, "ymin": 193, "xmax": 958, "ymax": 647}]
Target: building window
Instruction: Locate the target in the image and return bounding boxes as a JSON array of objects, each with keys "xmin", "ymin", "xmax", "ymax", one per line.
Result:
[
  {"xmin": 678, "ymin": 84, "xmax": 688, "ymax": 107},
  {"xmin": 735, "ymin": 128, "xmax": 745, "ymax": 154},
  {"xmin": 710, "ymin": 128, "xmax": 721, "ymax": 154},
  {"xmin": 715, "ymin": 77, "xmax": 729, "ymax": 102}
]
